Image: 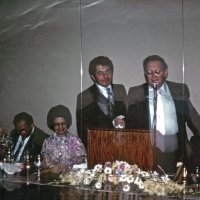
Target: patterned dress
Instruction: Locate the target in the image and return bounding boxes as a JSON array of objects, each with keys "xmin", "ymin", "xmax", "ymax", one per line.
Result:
[{"xmin": 42, "ymin": 132, "xmax": 86, "ymax": 168}]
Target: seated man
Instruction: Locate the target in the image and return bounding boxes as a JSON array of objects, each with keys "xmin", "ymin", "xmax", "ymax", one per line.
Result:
[
  {"xmin": 76, "ymin": 56, "xmax": 127, "ymax": 149},
  {"xmin": 10, "ymin": 112, "xmax": 49, "ymax": 164},
  {"xmin": 126, "ymin": 55, "xmax": 200, "ymax": 174}
]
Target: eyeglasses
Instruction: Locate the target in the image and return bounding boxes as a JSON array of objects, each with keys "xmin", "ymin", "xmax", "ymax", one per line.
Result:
[
  {"xmin": 54, "ymin": 122, "xmax": 67, "ymax": 127},
  {"xmin": 17, "ymin": 128, "xmax": 31, "ymax": 135},
  {"xmin": 95, "ymin": 70, "xmax": 113, "ymax": 76},
  {"xmin": 145, "ymin": 69, "xmax": 164, "ymax": 77}
]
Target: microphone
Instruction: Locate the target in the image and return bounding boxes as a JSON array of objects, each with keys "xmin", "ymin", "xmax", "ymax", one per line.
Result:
[
  {"xmin": 152, "ymin": 82, "xmax": 157, "ymax": 131},
  {"xmin": 153, "ymin": 82, "xmax": 157, "ymax": 100},
  {"xmin": 153, "ymin": 82, "xmax": 157, "ymax": 90}
]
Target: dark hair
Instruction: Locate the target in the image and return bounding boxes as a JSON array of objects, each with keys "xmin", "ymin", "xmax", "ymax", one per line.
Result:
[
  {"xmin": 143, "ymin": 55, "xmax": 168, "ymax": 71},
  {"xmin": 13, "ymin": 112, "xmax": 34, "ymax": 127},
  {"xmin": 47, "ymin": 105, "xmax": 72, "ymax": 131},
  {"xmin": 88, "ymin": 56, "xmax": 114, "ymax": 76}
]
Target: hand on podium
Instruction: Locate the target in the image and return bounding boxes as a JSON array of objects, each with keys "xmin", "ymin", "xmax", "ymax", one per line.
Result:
[{"xmin": 113, "ymin": 115, "xmax": 125, "ymax": 129}]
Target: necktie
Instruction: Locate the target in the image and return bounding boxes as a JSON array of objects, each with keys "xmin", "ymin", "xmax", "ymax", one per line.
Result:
[
  {"xmin": 156, "ymin": 92, "xmax": 165, "ymax": 134},
  {"xmin": 156, "ymin": 88, "xmax": 178, "ymax": 153},
  {"xmin": 106, "ymin": 88, "xmax": 114, "ymax": 103},
  {"xmin": 151, "ymin": 88, "xmax": 157, "ymax": 131},
  {"xmin": 149, "ymin": 86, "xmax": 178, "ymax": 153},
  {"xmin": 106, "ymin": 88, "xmax": 114, "ymax": 118},
  {"xmin": 160, "ymin": 90, "xmax": 178, "ymax": 135},
  {"xmin": 14, "ymin": 140, "xmax": 24, "ymax": 161}
]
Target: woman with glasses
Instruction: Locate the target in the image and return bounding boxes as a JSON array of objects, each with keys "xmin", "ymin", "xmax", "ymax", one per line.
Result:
[{"xmin": 42, "ymin": 105, "xmax": 86, "ymax": 174}]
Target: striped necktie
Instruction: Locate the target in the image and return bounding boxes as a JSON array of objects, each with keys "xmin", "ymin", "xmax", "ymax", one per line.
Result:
[
  {"xmin": 106, "ymin": 88, "xmax": 114, "ymax": 118},
  {"xmin": 14, "ymin": 139, "xmax": 24, "ymax": 161}
]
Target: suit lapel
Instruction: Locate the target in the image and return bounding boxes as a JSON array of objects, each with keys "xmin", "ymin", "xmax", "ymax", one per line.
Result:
[{"xmin": 89, "ymin": 84, "xmax": 110, "ymax": 117}]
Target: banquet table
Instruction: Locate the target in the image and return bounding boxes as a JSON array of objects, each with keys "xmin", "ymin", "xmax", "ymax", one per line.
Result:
[{"xmin": 0, "ymin": 172, "xmax": 200, "ymax": 200}]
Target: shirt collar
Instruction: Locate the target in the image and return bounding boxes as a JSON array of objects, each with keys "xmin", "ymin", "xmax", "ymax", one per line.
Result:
[
  {"xmin": 96, "ymin": 83, "xmax": 112, "ymax": 90},
  {"xmin": 158, "ymin": 82, "xmax": 167, "ymax": 94},
  {"xmin": 96, "ymin": 83, "xmax": 112, "ymax": 97},
  {"xmin": 53, "ymin": 132, "xmax": 69, "ymax": 139},
  {"xmin": 148, "ymin": 81, "xmax": 167, "ymax": 93}
]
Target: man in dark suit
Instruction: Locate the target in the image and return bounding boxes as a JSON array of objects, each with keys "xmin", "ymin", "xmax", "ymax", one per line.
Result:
[
  {"xmin": 127, "ymin": 55, "xmax": 200, "ymax": 174},
  {"xmin": 10, "ymin": 112, "xmax": 49, "ymax": 164},
  {"xmin": 76, "ymin": 56, "xmax": 127, "ymax": 149}
]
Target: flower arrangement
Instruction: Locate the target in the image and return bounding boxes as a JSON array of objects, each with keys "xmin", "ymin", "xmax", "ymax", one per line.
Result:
[{"xmin": 59, "ymin": 161, "xmax": 192, "ymax": 196}]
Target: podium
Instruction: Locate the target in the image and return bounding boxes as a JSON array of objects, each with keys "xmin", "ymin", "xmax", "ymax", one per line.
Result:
[{"xmin": 87, "ymin": 128, "xmax": 156, "ymax": 170}]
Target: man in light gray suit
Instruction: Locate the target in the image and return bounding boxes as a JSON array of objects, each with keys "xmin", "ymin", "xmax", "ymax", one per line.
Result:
[{"xmin": 127, "ymin": 55, "xmax": 200, "ymax": 174}]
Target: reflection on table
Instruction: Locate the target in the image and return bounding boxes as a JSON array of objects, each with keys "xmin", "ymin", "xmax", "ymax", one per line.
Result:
[{"xmin": 0, "ymin": 173, "xmax": 199, "ymax": 200}]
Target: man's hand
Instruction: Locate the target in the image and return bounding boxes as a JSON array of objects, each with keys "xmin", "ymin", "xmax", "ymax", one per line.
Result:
[
  {"xmin": 49, "ymin": 163, "xmax": 66, "ymax": 174},
  {"xmin": 40, "ymin": 163, "xmax": 67, "ymax": 183},
  {"xmin": 113, "ymin": 115, "xmax": 125, "ymax": 129}
]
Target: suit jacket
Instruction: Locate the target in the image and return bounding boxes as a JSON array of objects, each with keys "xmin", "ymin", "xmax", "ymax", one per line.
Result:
[
  {"xmin": 10, "ymin": 126, "xmax": 49, "ymax": 162},
  {"xmin": 126, "ymin": 81, "xmax": 200, "ymax": 167},
  {"xmin": 76, "ymin": 83, "xmax": 127, "ymax": 149}
]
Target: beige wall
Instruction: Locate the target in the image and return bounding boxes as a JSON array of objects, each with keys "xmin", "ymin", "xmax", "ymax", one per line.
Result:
[{"xmin": 0, "ymin": 0, "xmax": 200, "ymax": 135}]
